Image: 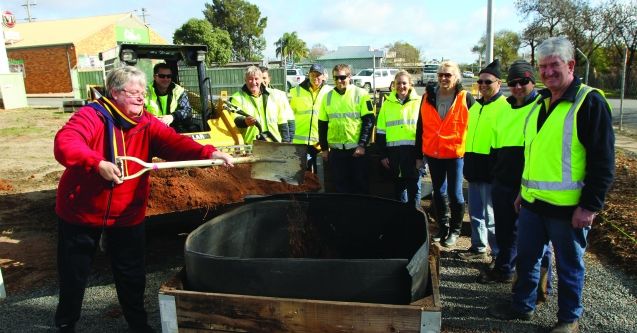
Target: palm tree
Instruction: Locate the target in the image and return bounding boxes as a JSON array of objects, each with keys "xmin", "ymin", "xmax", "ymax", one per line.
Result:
[{"xmin": 275, "ymin": 32, "xmax": 309, "ymax": 66}]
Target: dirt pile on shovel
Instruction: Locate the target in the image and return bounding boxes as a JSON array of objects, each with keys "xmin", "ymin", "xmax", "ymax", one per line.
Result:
[{"xmin": 147, "ymin": 164, "xmax": 320, "ymax": 216}]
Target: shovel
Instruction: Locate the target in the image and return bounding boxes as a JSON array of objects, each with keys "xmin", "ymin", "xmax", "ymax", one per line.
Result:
[{"xmin": 115, "ymin": 140, "xmax": 306, "ymax": 185}]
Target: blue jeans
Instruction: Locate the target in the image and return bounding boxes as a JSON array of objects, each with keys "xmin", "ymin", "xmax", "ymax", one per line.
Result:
[
  {"xmin": 512, "ymin": 207, "xmax": 588, "ymax": 323},
  {"xmin": 400, "ymin": 168, "xmax": 424, "ymax": 209},
  {"xmin": 426, "ymin": 157, "xmax": 464, "ymax": 208},
  {"xmin": 467, "ymin": 182, "xmax": 497, "ymax": 256}
]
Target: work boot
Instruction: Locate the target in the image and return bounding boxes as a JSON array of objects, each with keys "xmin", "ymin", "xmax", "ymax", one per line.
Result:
[
  {"xmin": 442, "ymin": 232, "xmax": 459, "ymax": 247},
  {"xmin": 458, "ymin": 250, "xmax": 488, "ymax": 260},
  {"xmin": 537, "ymin": 266, "xmax": 550, "ymax": 305},
  {"xmin": 432, "ymin": 196, "xmax": 450, "ymax": 242},
  {"xmin": 549, "ymin": 321, "xmax": 579, "ymax": 333},
  {"xmin": 432, "ymin": 226, "xmax": 449, "ymax": 243},
  {"xmin": 477, "ymin": 268, "xmax": 513, "ymax": 284},
  {"xmin": 489, "ymin": 302, "xmax": 533, "ymax": 321}
]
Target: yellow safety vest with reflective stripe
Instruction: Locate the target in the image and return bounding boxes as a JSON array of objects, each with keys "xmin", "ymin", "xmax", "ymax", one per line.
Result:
[
  {"xmin": 267, "ymin": 87, "xmax": 294, "ymax": 123},
  {"xmin": 145, "ymin": 84, "xmax": 185, "ymax": 116},
  {"xmin": 230, "ymin": 89, "xmax": 285, "ymax": 143},
  {"xmin": 289, "ymin": 83, "xmax": 333, "ymax": 145},
  {"xmin": 318, "ymin": 85, "xmax": 373, "ymax": 149},
  {"xmin": 376, "ymin": 89, "xmax": 420, "ymax": 146},
  {"xmin": 466, "ymin": 95, "xmax": 508, "ymax": 154},
  {"xmin": 521, "ymin": 85, "xmax": 602, "ymax": 206},
  {"xmin": 491, "ymin": 94, "xmax": 541, "ymax": 149}
]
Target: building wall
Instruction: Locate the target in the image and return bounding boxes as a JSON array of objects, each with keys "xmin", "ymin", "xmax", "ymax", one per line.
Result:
[{"xmin": 7, "ymin": 45, "xmax": 77, "ymax": 94}]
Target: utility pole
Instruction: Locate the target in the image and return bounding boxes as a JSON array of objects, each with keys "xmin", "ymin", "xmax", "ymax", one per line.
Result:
[
  {"xmin": 21, "ymin": 0, "xmax": 36, "ymax": 22},
  {"xmin": 139, "ymin": 8, "xmax": 149, "ymax": 24},
  {"xmin": 485, "ymin": 0, "xmax": 494, "ymax": 63}
]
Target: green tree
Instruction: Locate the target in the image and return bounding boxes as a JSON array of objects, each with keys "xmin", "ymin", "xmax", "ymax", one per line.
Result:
[
  {"xmin": 386, "ymin": 41, "xmax": 421, "ymax": 65},
  {"xmin": 471, "ymin": 30, "xmax": 521, "ymax": 70},
  {"xmin": 203, "ymin": 0, "xmax": 267, "ymax": 61},
  {"xmin": 274, "ymin": 32, "xmax": 308, "ymax": 65},
  {"xmin": 173, "ymin": 18, "xmax": 233, "ymax": 65}
]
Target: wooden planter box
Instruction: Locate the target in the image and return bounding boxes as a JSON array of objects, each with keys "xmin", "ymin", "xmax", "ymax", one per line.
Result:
[{"xmin": 158, "ymin": 250, "xmax": 441, "ymax": 333}]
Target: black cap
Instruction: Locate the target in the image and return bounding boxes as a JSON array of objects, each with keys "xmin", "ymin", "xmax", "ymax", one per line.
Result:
[
  {"xmin": 309, "ymin": 63, "xmax": 324, "ymax": 73},
  {"xmin": 508, "ymin": 60, "xmax": 535, "ymax": 83},
  {"xmin": 479, "ymin": 59, "xmax": 501, "ymax": 79}
]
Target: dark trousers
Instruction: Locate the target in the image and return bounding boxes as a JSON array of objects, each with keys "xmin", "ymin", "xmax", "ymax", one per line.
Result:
[
  {"xmin": 329, "ymin": 148, "xmax": 369, "ymax": 194},
  {"xmin": 492, "ymin": 180, "xmax": 518, "ymax": 276},
  {"xmin": 306, "ymin": 145, "xmax": 319, "ymax": 173},
  {"xmin": 55, "ymin": 219, "xmax": 148, "ymax": 328}
]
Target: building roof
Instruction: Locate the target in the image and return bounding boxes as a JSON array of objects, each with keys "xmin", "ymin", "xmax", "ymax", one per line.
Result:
[
  {"xmin": 319, "ymin": 46, "xmax": 384, "ymax": 60},
  {"xmin": 5, "ymin": 12, "xmax": 151, "ymax": 49}
]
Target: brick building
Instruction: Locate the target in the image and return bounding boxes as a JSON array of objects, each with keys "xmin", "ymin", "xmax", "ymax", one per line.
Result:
[{"xmin": 5, "ymin": 12, "xmax": 167, "ymax": 94}]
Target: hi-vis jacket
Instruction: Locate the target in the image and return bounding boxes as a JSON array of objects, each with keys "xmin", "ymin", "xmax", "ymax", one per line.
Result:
[
  {"xmin": 230, "ymin": 85, "xmax": 287, "ymax": 143},
  {"xmin": 490, "ymin": 92, "xmax": 540, "ymax": 187},
  {"xmin": 145, "ymin": 82, "xmax": 188, "ymax": 119},
  {"xmin": 463, "ymin": 93, "xmax": 508, "ymax": 183},
  {"xmin": 289, "ymin": 80, "xmax": 332, "ymax": 146},
  {"xmin": 376, "ymin": 89, "xmax": 420, "ymax": 147},
  {"xmin": 318, "ymin": 85, "xmax": 374, "ymax": 149}
]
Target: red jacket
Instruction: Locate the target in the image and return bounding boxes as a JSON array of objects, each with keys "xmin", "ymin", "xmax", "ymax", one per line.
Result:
[{"xmin": 54, "ymin": 104, "xmax": 216, "ymax": 227}]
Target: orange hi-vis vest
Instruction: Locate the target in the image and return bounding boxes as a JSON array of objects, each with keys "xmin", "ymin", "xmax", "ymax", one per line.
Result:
[{"xmin": 419, "ymin": 90, "xmax": 469, "ymax": 158}]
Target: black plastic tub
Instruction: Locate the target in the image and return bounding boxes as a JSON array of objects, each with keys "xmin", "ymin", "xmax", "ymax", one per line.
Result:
[{"xmin": 184, "ymin": 193, "xmax": 429, "ymax": 305}]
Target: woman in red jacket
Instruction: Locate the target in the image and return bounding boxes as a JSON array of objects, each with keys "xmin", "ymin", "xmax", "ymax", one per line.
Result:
[{"xmin": 53, "ymin": 66, "xmax": 233, "ymax": 333}]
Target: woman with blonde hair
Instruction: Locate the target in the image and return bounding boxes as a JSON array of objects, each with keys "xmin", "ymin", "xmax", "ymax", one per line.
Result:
[{"xmin": 416, "ymin": 61, "xmax": 475, "ymax": 246}]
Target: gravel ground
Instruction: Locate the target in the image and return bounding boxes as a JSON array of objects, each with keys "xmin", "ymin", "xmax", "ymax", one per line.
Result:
[{"xmin": 1, "ymin": 229, "xmax": 636, "ymax": 332}]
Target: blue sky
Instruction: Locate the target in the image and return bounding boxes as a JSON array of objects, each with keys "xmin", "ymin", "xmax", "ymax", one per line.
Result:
[{"xmin": 1, "ymin": 0, "xmax": 526, "ymax": 64}]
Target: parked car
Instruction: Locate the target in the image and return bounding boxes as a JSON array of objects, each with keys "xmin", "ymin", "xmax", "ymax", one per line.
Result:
[
  {"xmin": 351, "ymin": 68, "xmax": 399, "ymax": 92},
  {"xmin": 462, "ymin": 71, "xmax": 474, "ymax": 78},
  {"xmin": 286, "ymin": 68, "xmax": 306, "ymax": 90}
]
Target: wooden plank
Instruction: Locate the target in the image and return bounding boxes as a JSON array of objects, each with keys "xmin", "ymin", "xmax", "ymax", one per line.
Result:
[{"xmin": 159, "ymin": 253, "xmax": 441, "ymax": 333}]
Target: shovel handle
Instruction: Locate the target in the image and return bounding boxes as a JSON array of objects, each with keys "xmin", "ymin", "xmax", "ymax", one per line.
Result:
[{"xmin": 115, "ymin": 156, "xmax": 282, "ymax": 181}]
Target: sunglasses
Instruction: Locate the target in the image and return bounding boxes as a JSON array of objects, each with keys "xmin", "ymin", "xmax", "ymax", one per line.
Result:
[
  {"xmin": 477, "ymin": 79, "xmax": 496, "ymax": 85},
  {"xmin": 507, "ymin": 78, "xmax": 531, "ymax": 87},
  {"xmin": 437, "ymin": 73, "xmax": 453, "ymax": 78},
  {"xmin": 156, "ymin": 74, "xmax": 172, "ymax": 79},
  {"xmin": 334, "ymin": 75, "xmax": 349, "ymax": 81}
]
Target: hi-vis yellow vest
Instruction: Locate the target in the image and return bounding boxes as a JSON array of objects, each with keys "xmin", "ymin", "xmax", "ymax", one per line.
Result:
[
  {"xmin": 289, "ymin": 84, "xmax": 332, "ymax": 145},
  {"xmin": 145, "ymin": 84, "xmax": 185, "ymax": 116},
  {"xmin": 521, "ymin": 85, "xmax": 603, "ymax": 206},
  {"xmin": 318, "ymin": 85, "xmax": 373, "ymax": 149},
  {"xmin": 376, "ymin": 89, "xmax": 420, "ymax": 146}
]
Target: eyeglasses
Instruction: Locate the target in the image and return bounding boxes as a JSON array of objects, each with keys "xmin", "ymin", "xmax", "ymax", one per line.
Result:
[
  {"xmin": 121, "ymin": 89, "xmax": 147, "ymax": 98},
  {"xmin": 507, "ymin": 78, "xmax": 531, "ymax": 87},
  {"xmin": 437, "ymin": 73, "xmax": 453, "ymax": 78},
  {"xmin": 155, "ymin": 73, "xmax": 172, "ymax": 79},
  {"xmin": 334, "ymin": 75, "xmax": 349, "ymax": 81},
  {"xmin": 477, "ymin": 79, "xmax": 496, "ymax": 85}
]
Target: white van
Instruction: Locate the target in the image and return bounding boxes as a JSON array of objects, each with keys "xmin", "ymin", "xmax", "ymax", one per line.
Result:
[{"xmin": 351, "ymin": 68, "xmax": 399, "ymax": 92}]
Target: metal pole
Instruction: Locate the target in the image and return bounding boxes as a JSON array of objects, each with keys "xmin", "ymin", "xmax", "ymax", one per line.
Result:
[
  {"xmin": 486, "ymin": 0, "xmax": 494, "ymax": 63},
  {"xmin": 196, "ymin": 61, "xmax": 209, "ymax": 131},
  {"xmin": 620, "ymin": 46, "xmax": 628, "ymax": 131},
  {"xmin": 575, "ymin": 48, "xmax": 589, "ymax": 84},
  {"xmin": 372, "ymin": 51, "xmax": 377, "ymax": 105}
]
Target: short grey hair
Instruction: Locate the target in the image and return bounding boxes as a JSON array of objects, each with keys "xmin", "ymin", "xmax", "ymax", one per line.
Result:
[
  {"xmin": 105, "ymin": 66, "xmax": 146, "ymax": 97},
  {"xmin": 245, "ymin": 65, "xmax": 263, "ymax": 80},
  {"xmin": 537, "ymin": 36, "xmax": 574, "ymax": 63}
]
